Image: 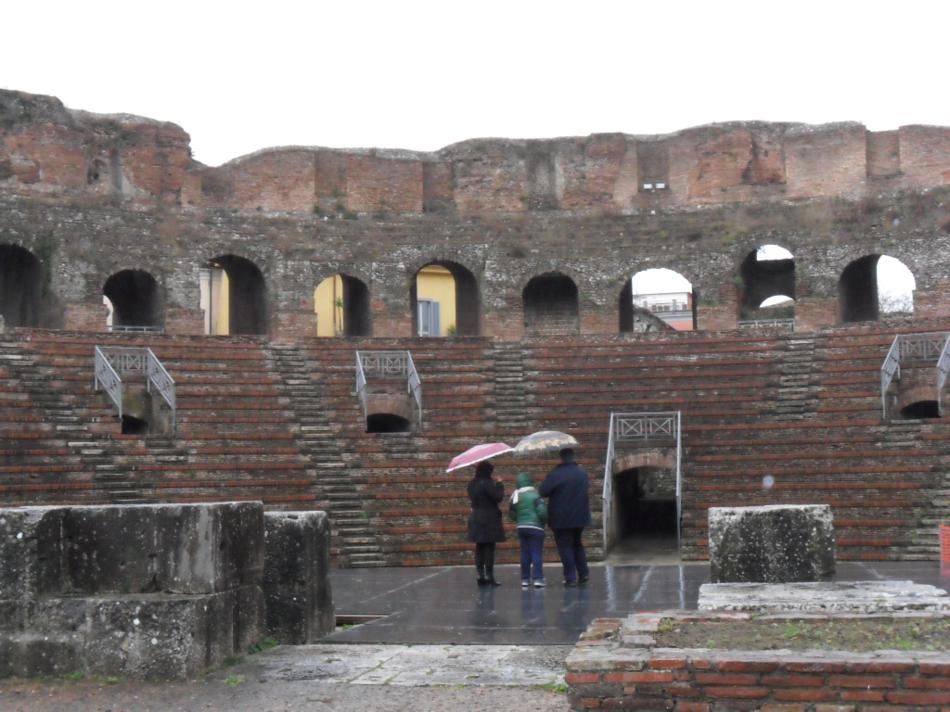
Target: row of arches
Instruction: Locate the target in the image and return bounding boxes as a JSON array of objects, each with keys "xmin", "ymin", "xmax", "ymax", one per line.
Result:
[{"xmin": 0, "ymin": 244, "xmax": 918, "ymax": 335}]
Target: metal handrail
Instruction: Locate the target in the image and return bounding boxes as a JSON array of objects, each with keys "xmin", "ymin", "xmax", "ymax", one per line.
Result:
[
  {"xmin": 406, "ymin": 351, "xmax": 423, "ymax": 423},
  {"xmin": 355, "ymin": 350, "xmax": 422, "ymax": 424},
  {"xmin": 880, "ymin": 332, "xmax": 950, "ymax": 419},
  {"xmin": 108, "ymin": 324, "xmax": 164, "ymax": 334},
  {"xmin": 937, "ymin": 335, "xmax": 950, "ymax": 417},
  {"xmin": 737, "ymin": 318, "xmax": 795, "ymax": 330},
  {"xmin": 93, "ymin": 346, "xmax": 123, "ymax": 420},
  {"xmin": 146, "ymin": 349, "xmax": 176, "ymax": 431},
  {"xmin": 601, "ymin": 413, "xmax": 616, "ymax": 553},
  {"xmin": 881, "ymin": 335, "xmax": 901, "ymax": 418},
  {"xmin": 602, "ymin": 411, "xmax": 682, "ymax": 552},
  {"xmin": 354, "ymin": 351, "xmax": 368, "ymax": 419},
  {"xmin": 94, "ymin": 346, "xmax": 176, "ymax": 431}
]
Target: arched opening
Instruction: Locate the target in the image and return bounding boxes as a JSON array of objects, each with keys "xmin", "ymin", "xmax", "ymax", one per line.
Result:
[
  {"xmin": 0, "ymin": 244, "xmax": 45, "ymax": 327},
  {"xmin": 366, "ymin": 412, "xmax": 411, "ymax": 433},
  {"xmin": 522, "ymin": 272, "xmax": 579, "ymax": 336},
  {"xmin": 103, "ymin": 269, "xmax": 162, "ymax": 329},
  {"xmin": 410, "ymin": 261, "xmax": 480, "ymax": 337},
  {"xmin": 608, "ymin": 465, "xmax": 678, "ymax": 558},
  {"xmin": 901, "ymin": 401, "xmax": 940, "ymax": 419},
  {"xmin": 199, "ymin": 254, "xmax": 268, "ymax": 335},
  {"xmin": 739, "ymin": 245, "xmax": 795, "ymax": 322},
  {"xmin": 622, "ymin": 268, "xmax": 695, "ymax": 332},
  {"xmin": 121, "ymin": 414, "xmax": 150, "ymax": 435},
  {"xmin": 839, "ymin": 254, "xmax": 915, "ymax": 323},
  {"xmin": 314, "ymin": 273, "xmax": 371, "ymax": 337}
]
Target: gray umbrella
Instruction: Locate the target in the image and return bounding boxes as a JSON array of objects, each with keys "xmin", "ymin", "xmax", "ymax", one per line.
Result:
[{"xmin": 513, "ymin": 430, "xmax": 579, "ymax": 455}]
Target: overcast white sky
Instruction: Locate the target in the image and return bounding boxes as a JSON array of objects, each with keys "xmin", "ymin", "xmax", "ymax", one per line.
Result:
[{"xmin": 4, "ymin": 1, "xmax": 948, "ymax": 167}]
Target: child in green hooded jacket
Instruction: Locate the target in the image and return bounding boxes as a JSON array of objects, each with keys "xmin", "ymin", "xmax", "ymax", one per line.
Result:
[{"xmin": 508, "ymin": 471, "xmax": 547, "ymax": 588}]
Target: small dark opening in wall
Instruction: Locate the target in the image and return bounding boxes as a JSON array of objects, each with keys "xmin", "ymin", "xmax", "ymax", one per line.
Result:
[
  {"xmin": 366, "ymin": 413, "xmax": 411, "ymax": 433},
  {"xmin": 121, "ymin": 415, "xmax": 150, "ymax": 435},
  {"xmin": 901, "ymin": 400, "xmax": 940, "ymax": 419}
]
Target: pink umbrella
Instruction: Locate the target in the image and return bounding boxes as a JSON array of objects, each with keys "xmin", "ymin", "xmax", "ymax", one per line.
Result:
[{"xmin": 446, "ymin": 442, "xmax": 514, "ymax": 472}]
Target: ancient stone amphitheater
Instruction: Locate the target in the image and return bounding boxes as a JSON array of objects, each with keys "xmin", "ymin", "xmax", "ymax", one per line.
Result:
[{"xmin": 1, "ymin": 89, "xmax": 948, "ymax": 567}]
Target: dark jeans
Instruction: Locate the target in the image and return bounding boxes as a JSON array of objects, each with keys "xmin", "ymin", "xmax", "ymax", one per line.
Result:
[
  {"xmin": 518, "ymin": 528, "xmax": 545, "ymax": 582},
  {"xmin": 553, "ymin": 527, "xmax": 589, "ymax": 584}
]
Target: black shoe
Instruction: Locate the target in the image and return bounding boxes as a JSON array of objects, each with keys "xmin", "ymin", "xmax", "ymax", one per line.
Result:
[
  {"xmin": 578, "ymin": 575, "xmax": 589, "ymax": 585},
  {"xmin": 563, "ymin": 580, "xmax": 577, "ymax": 588}
]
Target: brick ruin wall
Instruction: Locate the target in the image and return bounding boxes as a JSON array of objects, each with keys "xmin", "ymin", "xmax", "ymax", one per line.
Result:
[{"xmin": 1, "ymin": 89, "xmax": 949, "ymax": 341}]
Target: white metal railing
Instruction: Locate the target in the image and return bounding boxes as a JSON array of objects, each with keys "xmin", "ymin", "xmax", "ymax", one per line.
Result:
[
  {"xmin": 108, "ymin": 324, "xmax": 164, "ymax": 334},
  {"xmin": 146, "ymin": 350, "xmax": 176, "ymax": 430},
  {"xmin": 881, "ymin": 336, "xmax": 901, "ymax": 417},
  {"xmin": 937, "ymin": 335, "xmax": 950, "ymax": 417},
  {"xmin": 602, "ymin": 411, "xmax": 682, "ymax": 553},
  {"xmin": 880, "ymin": 332, "xmax": 950, "ymax": 419},
  {"xmin": 94, "ymin": 346, "xmax": 176, "ymax": 430},
  {"xmin": 355, "ymin": 351, "xmax": 368, "ymax": 417},
  {"xmin": 94, "ymin": 346, "xmax": 124, "ymax": 420},
  {"xmin": 738, "ymin": 318, "xmax": 795, "ymax": 330},
  {"xmin": 355, "ymin": 350, "xmax": 422, "ymax": 423},
  {"xmin": 406, "ymin": 352, "xmax": 422, "ymax": 422}
]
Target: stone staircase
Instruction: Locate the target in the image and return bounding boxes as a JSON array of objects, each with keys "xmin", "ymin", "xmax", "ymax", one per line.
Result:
[
  {"xmin": 267, "ymin": 343, "xmax": 386, "ymax": 567},
  {"xmin": 0, "ymin": 339, "xmax": 133, "ymax": 501},
  {"xmin": 773, "ymin": 336, "xmax": 818, "ymax": 420},
  {"xmin": 904, "ymin": 432, "xmax": 950, "ymax": 560},
  {"xmin": 492, "ymin": 341, "xmax": 529, "ymax": 430}
]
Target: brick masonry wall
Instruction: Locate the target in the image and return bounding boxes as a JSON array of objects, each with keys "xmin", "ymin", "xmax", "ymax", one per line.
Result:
[
  {"xmin": 567, "ymin": 614, "xmax": 950, "ymax": 711},
  {"xmin": 4, "ymin": 90, "xmax": 950, "ymax": 216}
]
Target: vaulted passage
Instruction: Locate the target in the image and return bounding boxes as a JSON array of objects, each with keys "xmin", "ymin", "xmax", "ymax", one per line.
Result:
[
  {"xmin": 739, "ymin": 245, "xmax": 795, "ymax": 322},
  {"xmin": 0, "ymin": 244, "xmax": 46, "ymax": 327},
  {"xmin": 608, "ymin": 467, "xmax": 678, "ymax": 559},
  {"xmin": 523, "ymin": 272, "xmax": 579, "ymax": 336},
  {"xmin": 622, "ymin": 268, "xmax": 695, "ymax": 332},
  {"xmin": 201, "ymin": 255, "xmax": 268, "ymax": 335},
  {"xmin": 366, "ymin": 413, "xmax": 411, "ymax": 433},
  {"xmin": 839, "ymin": 254, "xmax": 915, "ymax": 323},
  {"xmin": 314, "ymin": 274, "xmax": 371, "ymax": 337},
  {"xmin": 103, "ymin": 269, "xmax": 162, "ymax": 328},
  {"xmin": 410, "ymin": 262, "xmax": 480, "ymax": 337}
]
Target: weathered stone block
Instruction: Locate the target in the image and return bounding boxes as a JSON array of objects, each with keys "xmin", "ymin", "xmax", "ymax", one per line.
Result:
[
  {"xmin": 263, "ymin": 511, "xmax": 334, "ymax": 643},
  {"xmin": 48, "ymin": 502, "xmax": 263, "ymax": 595},
  {"xmin": 708, "ymin": 505, "xmax": 835, "ymax": 583},
  {"xmin": 0, "ymin": 503, "xmax": 267, "ymax": 680}
]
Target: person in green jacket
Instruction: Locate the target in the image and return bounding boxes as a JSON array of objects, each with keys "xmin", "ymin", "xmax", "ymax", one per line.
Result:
[{"xmin": 508, "ymin": 471, "xmax": 547, "ymax": 588}]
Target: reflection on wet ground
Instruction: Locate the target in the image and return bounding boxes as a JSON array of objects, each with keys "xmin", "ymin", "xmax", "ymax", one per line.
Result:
[{"xmin": 326, "ymin": 561, "xmax": 950, "ymax": 645}]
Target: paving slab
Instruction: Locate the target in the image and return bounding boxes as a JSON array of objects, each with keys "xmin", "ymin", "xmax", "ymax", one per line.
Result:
[{"xmin": 326, "ymin": 560, "xmax": 950, "ymax": 644}]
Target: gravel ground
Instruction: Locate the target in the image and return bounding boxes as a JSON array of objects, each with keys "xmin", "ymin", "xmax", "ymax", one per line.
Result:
[{"xmin": 0, "ymin": 644, "xmax": 572, "ymax": 712}]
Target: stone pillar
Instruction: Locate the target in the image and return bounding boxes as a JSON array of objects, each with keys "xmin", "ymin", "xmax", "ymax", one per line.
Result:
[
  {"xmin": 708, "ymin": 504, "xmax": 836, "ymax": 583},
  {"xmin": 263, "ymin": 511, "xmax": 335, "ymax": 644}
]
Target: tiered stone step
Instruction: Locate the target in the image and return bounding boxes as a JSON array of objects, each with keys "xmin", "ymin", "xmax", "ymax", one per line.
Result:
[{"xmin": 267, "ymin": 343, "xmax": 386, "ymax": 567}]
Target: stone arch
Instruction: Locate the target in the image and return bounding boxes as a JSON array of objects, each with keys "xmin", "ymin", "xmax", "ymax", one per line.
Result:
[
  {"xmin": 201, "ymin": 254, "xmax": 268, "ymax": 335},
  {"xmin": 103, "ymin": 269, "xmax": 162, "ymax": 329},
  {"xmin": 739, "ymin": 245, "xmax": 795, "ymax": 321},
  {"xmin": 522, "ymin": 272, "xmax": 579, "ymax": 336},
  {"xmin": 621, "ymin": 268, "xmax": 695, "ymax": 332},
  {"xmin": 410, "ymin": 260, "xmax": 480, "ymax": 337},
  {"xmin": 839, "ymin": 254, "xmax": 915, "ymax": 323},
  {"xmin": 314, "ymin": 273, "xmax": 371, "ymax": 337},
  {"xmin": 607, "ymin": 447, "xmax": 679, "ymax": 558},
  {"xmin": 0, "ymin": 243, "xmax": 47, "ymax": 328}
]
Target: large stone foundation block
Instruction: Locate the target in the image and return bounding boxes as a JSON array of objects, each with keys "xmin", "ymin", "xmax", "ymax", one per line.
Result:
[
  {"xmin": 263, "ymin": 511, "xmax": 335, "ymax": 643},
  {"xmin": 0, "ymin": 502, "xmax": 266, "ymax": 680},
  {"xmin": 708, "ymin": 504, "xmax": 835, "ymax": 583}
]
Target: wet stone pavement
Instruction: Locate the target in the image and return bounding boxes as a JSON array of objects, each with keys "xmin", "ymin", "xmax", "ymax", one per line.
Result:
[
  {"xmin": 1, "ymin": 561, "xmax": 947, "ymax": 711},
  {"xmin": 327, "ymin": 560, "xmax": 949, "ymax": 644}
]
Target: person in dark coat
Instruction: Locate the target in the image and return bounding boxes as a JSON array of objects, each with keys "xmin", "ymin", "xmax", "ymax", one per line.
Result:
[
  {"xmin": 538, "ymin": 448, "xmax": 591, "ymax": 587},
  {"xmin": 467, "ymin": 460, "xmax": 505, "ymax": 586}
]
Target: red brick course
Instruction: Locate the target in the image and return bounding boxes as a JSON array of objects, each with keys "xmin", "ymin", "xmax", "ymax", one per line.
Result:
[{"xmin": 566, "ymin": 615, "xmax": 950, "ymax": 712}]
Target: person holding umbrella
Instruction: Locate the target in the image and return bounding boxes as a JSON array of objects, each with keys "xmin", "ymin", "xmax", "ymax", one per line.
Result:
[
  {"xmin": 538, "ymin": 447, "xmax": 591, "ymax": 587},
  {"xmin": 467, "ymin": 460, "xmax": 506, "ymax": 586}
]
